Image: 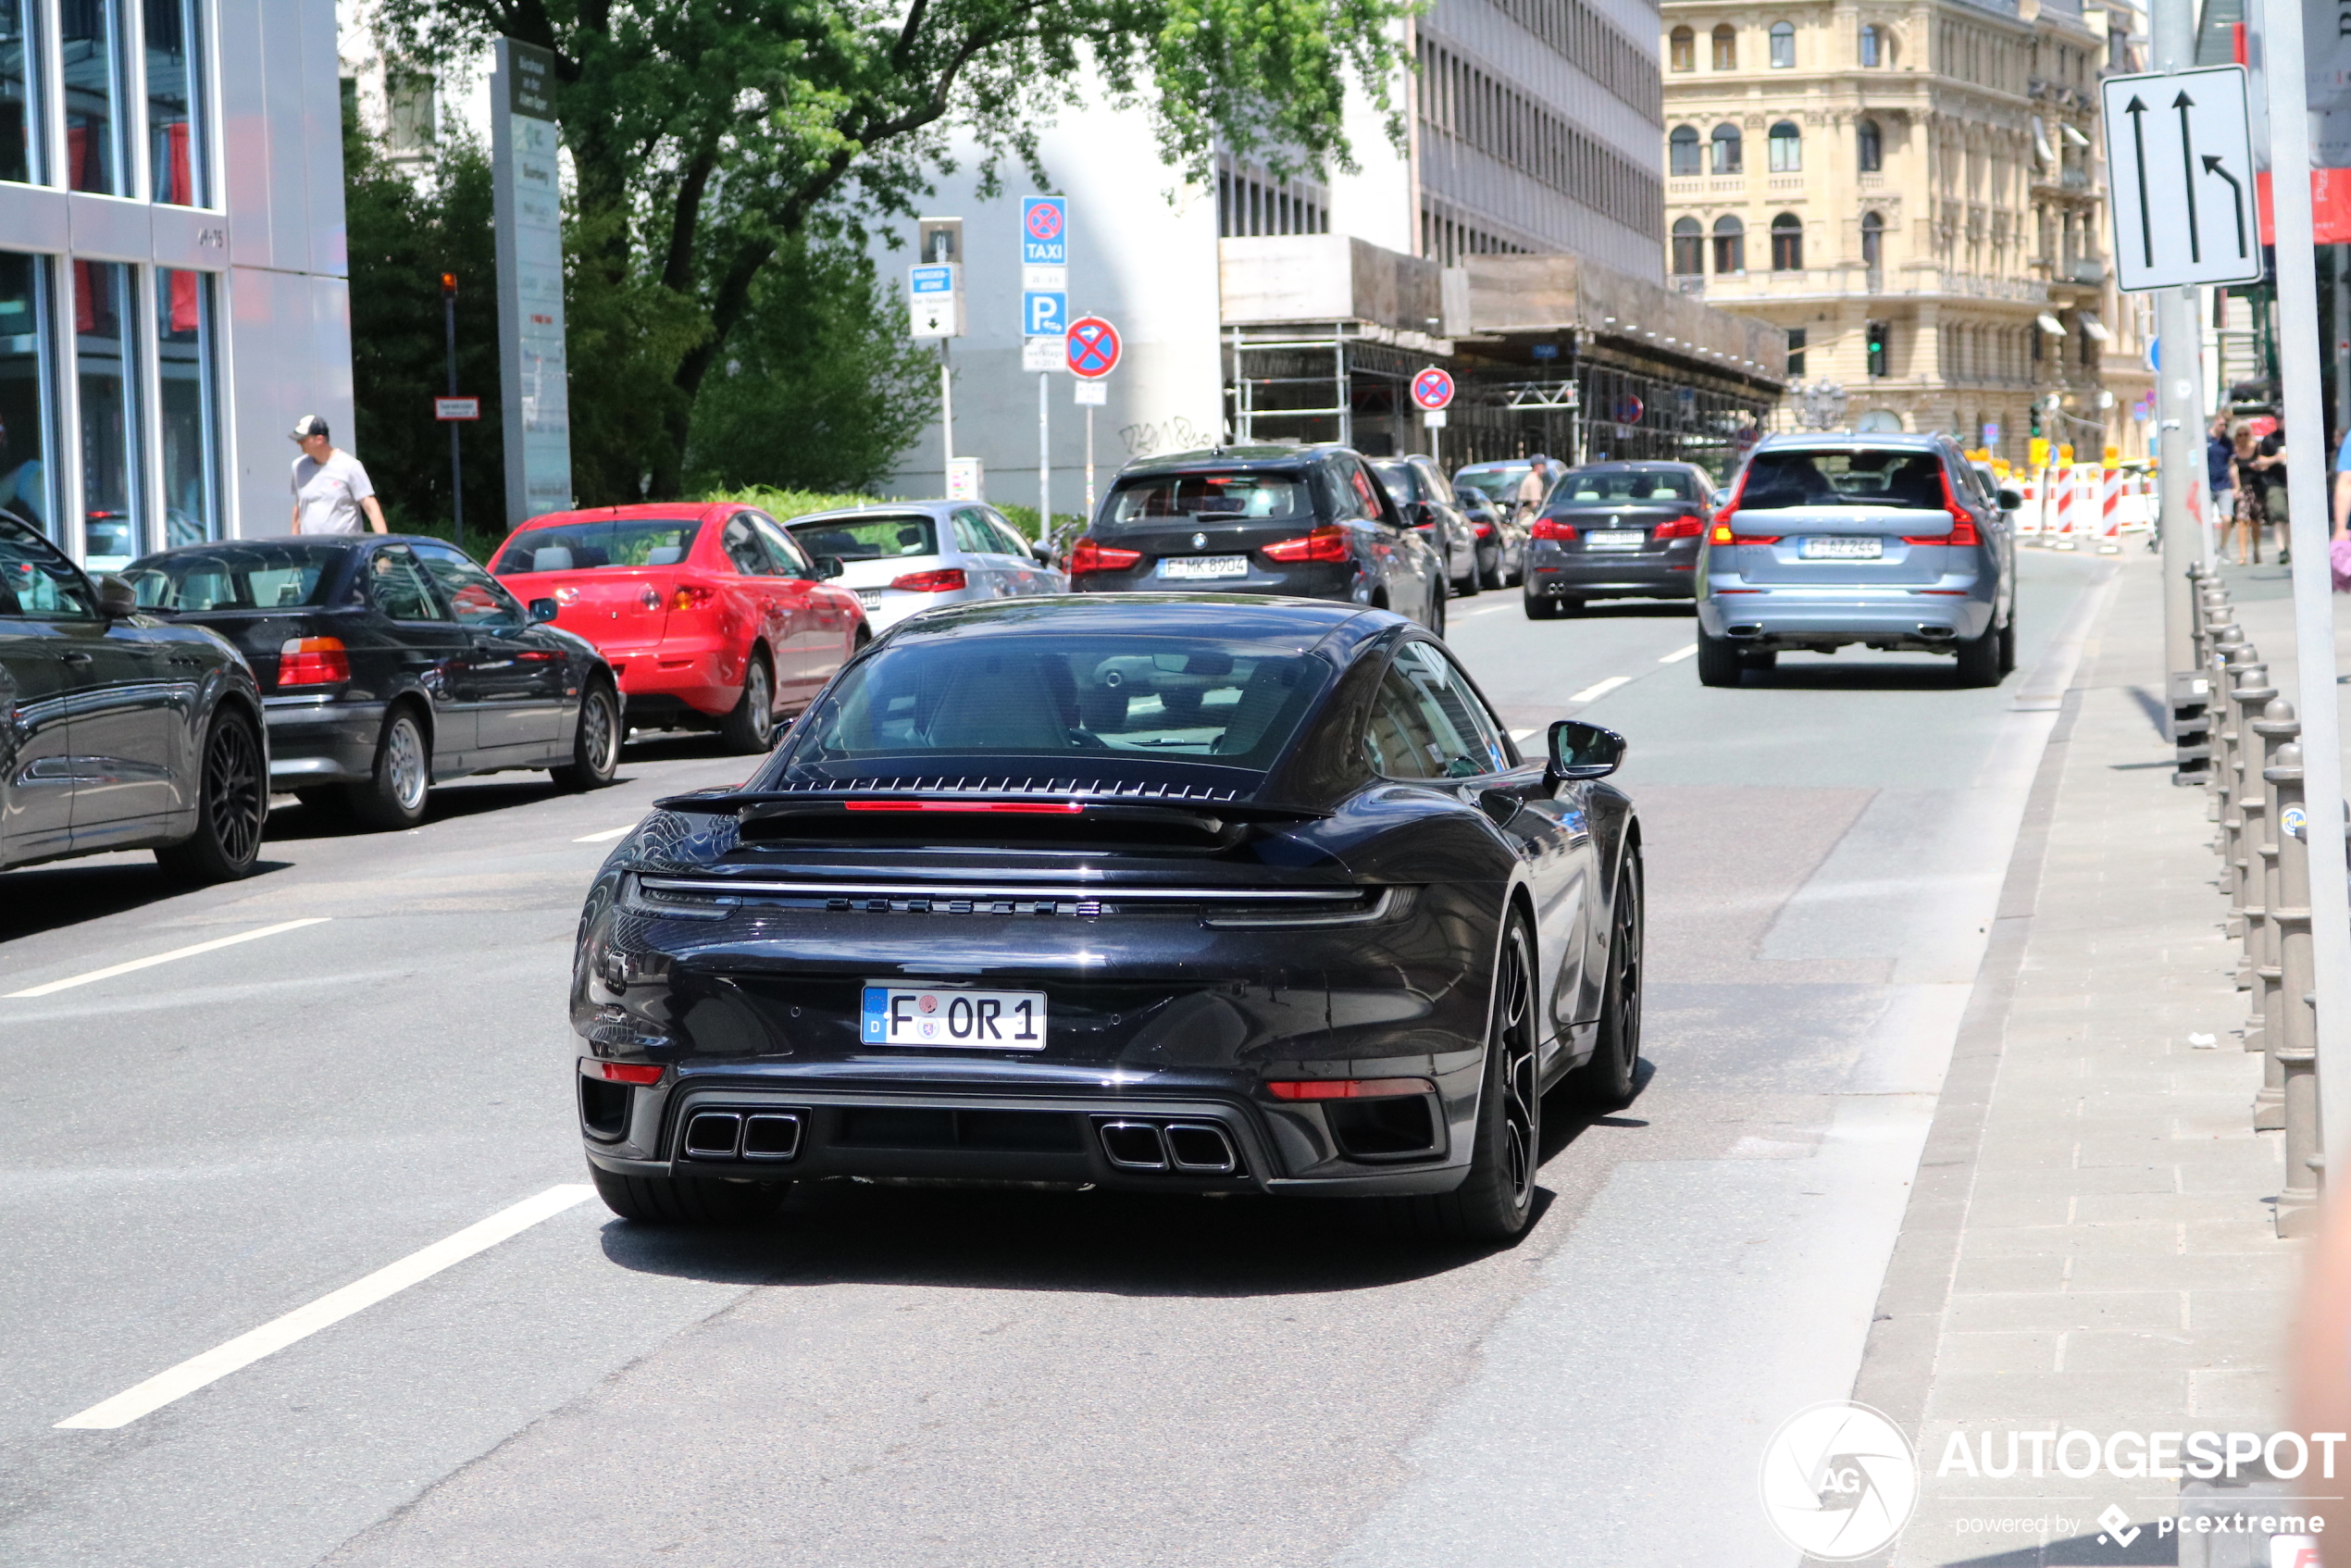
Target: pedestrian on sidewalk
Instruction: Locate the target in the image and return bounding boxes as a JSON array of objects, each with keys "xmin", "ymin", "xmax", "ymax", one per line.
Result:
[
  {"xmin": 2208, "ymin": 412, "xmax": 2235, "ymax": 559},
  {"xmin": 2229, "ymin": 421, "xmax": 2284, "ymax": 566},
  {"xmin": 2332, "ymin": 425, "xmax": 2351, "ymax": 590},
  {"xmin": 289, "ymin": 415, "xmax": 387, "ymax": 537}
]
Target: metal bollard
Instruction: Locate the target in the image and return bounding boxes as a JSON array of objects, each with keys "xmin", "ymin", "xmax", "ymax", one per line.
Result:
[
  {"xmin": 2266, "ymin": 740, "xmax": 2321, "ymax": 1236},
  {"xmin": 2245, "ymin": 696, "xmax": 2292, "ymax": 1126},
  {"xmin": 2218, "ymin": 652, "xmax": 2261, "ymax": 934},
  {"xmin": 2229, "ymin": 665, "xmax": 2274, "ymax": 989},
  {"xmin": 2208, "ymin": 628, "xmax": 2247, "ymax": 829}
]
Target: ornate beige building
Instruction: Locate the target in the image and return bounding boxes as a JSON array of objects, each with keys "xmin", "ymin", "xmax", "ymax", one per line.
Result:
[{"xmin": 1660, "ymin": 0, "xmax": 2155, "ymax": 463}]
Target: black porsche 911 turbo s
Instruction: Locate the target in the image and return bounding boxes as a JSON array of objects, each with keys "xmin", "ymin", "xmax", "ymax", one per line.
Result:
[{"xmin": 571, "ymin": 595, "xmax": 1644, "ymax": 1242}]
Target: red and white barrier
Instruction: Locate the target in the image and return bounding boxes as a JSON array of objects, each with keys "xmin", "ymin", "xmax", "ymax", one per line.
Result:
[
  {"xmin": 2050, "ymin": 468, "xmax": 2077, "ymax": 549},
  {"xmin": 2096, "ymin": 466, "xmax": 2122, "ymax": 553},
  {"xmin": 2016, "ymin": 472, "xmax": 2043, "ymax": 542}
]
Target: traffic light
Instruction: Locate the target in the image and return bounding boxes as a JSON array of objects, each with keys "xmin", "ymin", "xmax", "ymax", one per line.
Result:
[
  {"xmin": 441, "ymin": 271, "xmax": 457, "ymax": 297},
  {"xmin": 1865, "ymin": 321, "xmax": 1888, "ymax": 379}
]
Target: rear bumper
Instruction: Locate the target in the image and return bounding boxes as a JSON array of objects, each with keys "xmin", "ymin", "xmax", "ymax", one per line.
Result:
[
  {"xmin": 1525, "ymin": 541, "xmax": 1698, "ymax": 599},
  {"xmin": 1698, "ymin": 588, "xmax": 1995, "ymax": 646},
  {"xmin": 261, "ymin": 696, "xmax": 384, "ymax": 784},
  {"xmin": 608, "ymin": 635, "xmax": 740, "ymax": 717}
]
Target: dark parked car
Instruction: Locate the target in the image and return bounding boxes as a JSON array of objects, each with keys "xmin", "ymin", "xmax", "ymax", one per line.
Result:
[
  {"xmin": 0, "ymin": 514, "xmax": 266, "ymax": 880},
  {"xmin": 1522, "ymin": 462, "xmax": 1715, "ymax": 618},
  {"xmin": 570, "ymin": 594, "xmax": 1645, "ymax": 1243},
  {"xmin": 1453, "ymin": 484, "xmax": 1528, "ymax": 589},
  {"xmin": 1367, "ymin": 455, "xmax": 1481, "ymax": 595},
  {"xmin": 125, "ymin": 535, "xmax": 622, "ymax": 829},
  {"xmin": 1068, "ymin": 445, "xmax": 1449, "ymax": 634}
]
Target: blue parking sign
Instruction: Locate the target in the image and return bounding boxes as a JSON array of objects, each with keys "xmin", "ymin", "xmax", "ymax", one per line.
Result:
[
  {"xmin": 1023, "ymin": 291, "xmax": 1067, "ymax": 338},
  {"xmin": 1022, "ymin": 197, "xmax": 1067, "ymax": 265}
]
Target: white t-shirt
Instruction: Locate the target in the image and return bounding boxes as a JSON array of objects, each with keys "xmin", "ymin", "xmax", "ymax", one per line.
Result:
[{"xmin": 292, "ymin": 451, "xmax": 375, "ymax": 534}]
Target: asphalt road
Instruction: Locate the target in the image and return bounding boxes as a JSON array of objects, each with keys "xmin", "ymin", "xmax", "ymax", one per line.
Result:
[{"xmin": 0, "ymin": 549, "xmax": 2121, "ymax": 1568}]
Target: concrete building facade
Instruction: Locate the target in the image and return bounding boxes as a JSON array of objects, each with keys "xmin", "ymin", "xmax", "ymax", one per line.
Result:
[
  {"xmin": 0, "ymin": 0, "xmax": 350, "ymax": 566},
  {"xmin": 1659, "ymin": 0, "xmax": 2153, "ymax": 464}
]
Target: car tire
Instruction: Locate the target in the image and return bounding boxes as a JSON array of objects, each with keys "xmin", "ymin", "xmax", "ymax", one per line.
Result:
[
  {"xmin": 346, "ymin": 707, "xmax": 431, "ymax": 830},
  {"xmin": 1426, "ymin": 579, "xmax": 1447, "ymax": 638},
  {"xmin": 1565, "ymin": 851, "xmax": 1643, "ymax": 1111},
  {"xmin": 1740, "ymin": 648, "xmax": 1777, "ymax": 672},
  {"xmin": 553, "ymin": 680, "xmax": 621, "ymax": 790},
  {"xmin": 1956, "ymin": 619, "xmax": 2003, "ymax": 687},
  {"xmin": 1996, "ymin": 606, "xmax": 2018, "ymax": 676},
  {"xmin": 1476, "ymin": 546, "xmax": 1502, "ymax": 591},
  {"xmin": 1696, "ymin": 629, "xmax": 1744, "ymax": 687},
  {"xmin": 1378, "ymin": 915, "xmax": 1540, "ymax": 1244},
  {"xmin": 154, "ymin": 708, "xmax": 266, "ymax": 883},
  {"xmin": 590, "ymin": 1164, "xmax": 790, "ymax": 1226},
  {"xmin": 1453, "ymin": 560, "xmax": 1480, "ymax": 597},
  {"xmin": 718, "ymin": 652, "xmax": 777, "ymax": 753},
  {"xmin": 1523, "ymin": 588, "xmax": 1560, "ymax": 620},
  {"xmin": 293, "ymin": 787, "xmax": 348, "ymax": 821}
]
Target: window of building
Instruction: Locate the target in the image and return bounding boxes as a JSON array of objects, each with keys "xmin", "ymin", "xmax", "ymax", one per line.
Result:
[
  {"xmin": 1671, "ymin": 26, "xmax": 1695, "ymax": 70},
  {"xmin": 1712, "ymin": 214, "xmax": 1745, "ymax": 273},
  {"xmin": 1770, "ymin": 21, "xmax": 1796, "ymax": 68},
  {"xmin": 1711, "ymin": 24, "xmax": 1736, "ymax": 69},
  {"xmin": 61, "ymin": 0, "xmax": 127, "ymax": 195},
  {"xmin": 1865, "ymin": 319, "xmax": 1890, "ymax": 378},
  {"xmin": 144, "ymin": 0, "xmax": 201, "ymax": 203},
  {"xmin": 1860, "ymin": 23, "xmax": 1881, "ymax": 66},
  {"xmin": 1769, "ymin": 121, "xmax": 1801, "ymax": 172},
  {"xmin": 1672, "ymin": 216, "xmax": 1704, "ymax": 274},
  {"xmin": 1860, "ymin": 210, "xmax": 1885, "ymax": 269},
  {"xmin": 73, "ymin": 260, "xmax": 139, "ymax": 564},
  {"xmin": 1669, "ymin": 124, "xmax": 1700, "ymax": 176},
  {"xmin": 385, "ymin": 70, "xmax": 435, "ymax": 160},
  {"xmin": 1770, "ymin": 213, "xmax": 1803, "ymax": 270},
  {"xmin": 0, "ymin": 0, "xmax": 37, "ymax": 185},
  {"xmin": 1710, "ymin": 122, "xmax": 1742, "ymax": 175},
  {"xmin": 1857, "ymin": 118, "xmax": 1882, "ymax": 172},
  {"xmin": 1786, "ymin": 327, "xmax": 1808, "ymax": 378},
  {"xmin": 0, "ymin": 251, "xmax": 52, "ymax": 539},
  {"xmin": 155, "ymin": 266, "xmax": 215, "ymax": 544}
]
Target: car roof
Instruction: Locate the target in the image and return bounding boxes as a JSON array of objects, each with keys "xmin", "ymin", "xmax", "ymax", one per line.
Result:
[
  {"xmin": 501, "ymin": 503, "xmax": 736, "ymax": 534},
  {"xmin": 1114, "ymin": 445, "xmax": 1344, "ymax": 479},
  {"xmin": 135, "ymin": 532, "xmax": 454, "ymax": 557},
  {"xmin": 786, "ymin": 502, "xmax": 960, "ymax": 527},
  {"xmin": 879, "ymin": 592, "xmax": 1396, "ymax": 655},
  {"xmin": 1750, "ymin": 432, "xmax": 1948, "ymax": 453},
  {"xmin": 1560, "ymin": 461, "xmax": 1704, "ymax": 472}
]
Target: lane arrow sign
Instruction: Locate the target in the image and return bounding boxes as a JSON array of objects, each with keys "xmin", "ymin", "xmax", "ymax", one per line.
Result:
[
  {"xmin": 2201, "ymin": 154, "xmax": 2248, "ymax": 256},
  {"xmin": 2125, "ymin": 95, "xmax": 2153, "ymax": 267},
  {"xmin": 2175, "ymin": 91, "xmax": 2202, "ymax": 263}
]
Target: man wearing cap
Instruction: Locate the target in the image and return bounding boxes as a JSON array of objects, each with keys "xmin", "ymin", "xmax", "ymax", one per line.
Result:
[{"xmin": 289, "ymin": 415, "xmax": 386, "ymax": 535}]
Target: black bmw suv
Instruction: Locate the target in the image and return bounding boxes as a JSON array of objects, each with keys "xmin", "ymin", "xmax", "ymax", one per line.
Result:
[{"xmin": 1068, "ymin": 445, "xmax": 1449, "ymax": 633}]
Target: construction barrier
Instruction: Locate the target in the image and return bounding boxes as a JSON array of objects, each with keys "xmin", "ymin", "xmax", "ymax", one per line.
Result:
[{"xmin": 2096, "ymin": 466, "xmax": 2122, "ymax": 553}]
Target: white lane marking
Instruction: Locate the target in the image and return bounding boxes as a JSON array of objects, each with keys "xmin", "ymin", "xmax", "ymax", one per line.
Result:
[
  {"xmin": 55, "ymin": 1184, "xmax": 595, "ymax": 1429},
  {"xmin": 574, "ymin": 826, "xmax": 634, "ymax": 843},
  {"xmin": 1567, "ymin": 676, "xmax": 1632, "ymax": 703},
  {"xmin": 6, "ymin": 918, "xmax": 334, "ymax": 999},
  {"xmin": 1659, "ymin": 644, "xmax": 1698, "ymax": 663}
]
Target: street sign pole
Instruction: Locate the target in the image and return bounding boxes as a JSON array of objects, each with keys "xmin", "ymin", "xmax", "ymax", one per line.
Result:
[
  {"xmin": 2255, "ymin": 0, "xmax": 2351, "ymax": 1171},
  {"xmin": 940, "ymin": 341, "xmax": 954, "ymax": 480},
  {"xmin": 2152, "ymin": 0, "xmax": 2199, "ymax": 701},
  {"xmin": 1038, "ymin": 373, "xmax": 1050, "ymax": 537},
  {"xmin": 442, "ymin": 272, "xmax": 463, "ymax": 552}
]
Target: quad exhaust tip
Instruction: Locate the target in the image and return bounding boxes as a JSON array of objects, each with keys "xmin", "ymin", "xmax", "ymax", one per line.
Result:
[
  {"xmin": 682, "ymin": 1110, "xmax": 803, "ymax": 1162},
  {"xmin": 1097, "ymin": 1119, "xmax": 1238, "ymax": 1175}
]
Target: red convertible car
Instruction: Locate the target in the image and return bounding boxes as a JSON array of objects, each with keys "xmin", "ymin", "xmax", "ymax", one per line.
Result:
[{"xmin": 490, "ymin": 504, "xmax": 866, "ymax": 752}]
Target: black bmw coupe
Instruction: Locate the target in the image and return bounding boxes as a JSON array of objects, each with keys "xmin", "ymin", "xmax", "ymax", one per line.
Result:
[{"xmin": 572, "ymin": 595, "xmax": 1644, "ymax": 1242}]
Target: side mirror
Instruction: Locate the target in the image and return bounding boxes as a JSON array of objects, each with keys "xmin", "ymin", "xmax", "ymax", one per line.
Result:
[
  {"xmin": 1029, "ymin": 540, "xmax": 1055, "ymax": 565},
  {"xmin": 1407, "ymin": 500, "xmax": 1436, "ymax": 528},
  {"xmin": 1996, "ymin": 487, "xmax": 2022, "ymax": 510},
  {"xmin": 813, "ymin": 555, "xmax": 846, "ymax": 580},
  {"xmin": 1547, "ymin": 718, "xmax": 1626, "ymax": 781},
  {"xmin": 97, "ymin": 573, "xmax": 138, "ymax": 618},
  {"xmin": 1710, "ymin": 488, "xmax": 1731, "ymax": 510},
  {"xmin": 527, "ymin": 597, "xmax": 559, "ymax": 625}
]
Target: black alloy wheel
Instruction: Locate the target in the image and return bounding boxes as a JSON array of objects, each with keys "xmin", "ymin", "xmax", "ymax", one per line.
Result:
[
  {"xmin": 1381, "ymin": 916, "xmax": 1540, "ymax": 1243},
  {"xmin": 720, "ymin": 652, "xmax": 777, "ymax": 753},
  {"xmin": 155, "ymin": 709, "xmax": 266, "ymax": 882},
  {"xmin": 590, "ymin": 1164, "xmax": 790, "ymax": 1225},
  {"xmin": 1567, "ymin": 852, "xmax": 1643, "ymax": 1111},
  {"xmin": 349, "ymin": 708, "xmax": 431, "ymax": 829},
  {"xmin": 1695, "ymin": 628, "xmax": 1743, "ymax": 687},
  {"xmin": 554, "ymin": 681, "xmax": 621, "ymax": 790}
]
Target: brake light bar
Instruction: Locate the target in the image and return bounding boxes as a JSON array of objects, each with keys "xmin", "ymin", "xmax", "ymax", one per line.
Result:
[
  {"xmin": 1069, "ymin": 537, "xmax": 1143, "ymax": 576},
  {"xmin": 842, "ymin": 800, "xmax": 1088, "ymax": 815},
  {"xmin": 1261, "ymin": 525, "xmax": 1351, "ymax": 564},
  {"xmin": 276, "ymin": 636, "xmax": 350, "ymax": 687},
  {"xmin": 1266, "ymin": 1077, "xmax": 1438, "ymax": 1101}
]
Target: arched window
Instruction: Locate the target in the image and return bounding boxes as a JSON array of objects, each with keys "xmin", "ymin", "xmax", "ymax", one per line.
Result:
[
  {"xmin": 1860, "ymin": 24, "xmax": 1881, "ymax": 66},
  {"xmin": 1769, "ymin": 120, "xmax": 1802, "ymax": 171},
  {"xmin": 1710, "ymin": 122, "xmax": 1743, "ymax": 175},
  {"xmin": 1712, "ymin": 24, "xmax": 1737, "ymax": 69},
  {"xmin": 1712, "ymin": 214, "xmax": 1746, "ymax": 273},
  {"xmin": 1857, "ymin": 117, "xmax": 1883, "ymax": 172},
  {"xmin": 1670, "ymin": 124, "xmax": 1701, "ymax": 176},
  {"xmin": 1672, "ymin": 217, "xmax": 1705, "ymax": 275},
  {"xmin": 1771, "ymin": 213, "xmax": 1804, "ymax": 270},
  {"xmin": 1671, "ymin": 26, "xmax": 1696, "ymax": 71},
  {"xmin": 1860, "ymin": 210, "xmax": 1885, "ymax": 269},
  {"xmin": 1770, "ymin": 21, "xmax": 1797, "ymax": 68}
]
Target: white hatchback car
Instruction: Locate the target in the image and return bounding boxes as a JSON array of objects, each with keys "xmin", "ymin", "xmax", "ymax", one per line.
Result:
[{"xmin": 785, "ymin": 502, "xmax": 1066, "ymax": 634}]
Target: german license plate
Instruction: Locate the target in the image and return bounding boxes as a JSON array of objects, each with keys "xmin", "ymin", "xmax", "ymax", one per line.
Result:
[
  {"xmin": 1160, "ymin": 554, "xmax": 1250, "ymax": 580},
  {"xmin": 1800, "ymin": 536, "xmax": 1885, "ymax": 560},
  {"xmin": 861, "ymin": 985, "xmax": 1047, "ymax": 1050},
  {"xmin": 855, "ymin": 591, "xmax": 883, "ymax": 611},
  {"xmin": 1586, "ymin": 529, "xmax": 1645, "ymax": 549}
]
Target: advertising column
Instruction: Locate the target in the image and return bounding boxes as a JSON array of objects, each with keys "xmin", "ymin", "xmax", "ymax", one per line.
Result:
[{"xmin": 492, "ymin": 38, "xmax": 574, "ymax": 526}]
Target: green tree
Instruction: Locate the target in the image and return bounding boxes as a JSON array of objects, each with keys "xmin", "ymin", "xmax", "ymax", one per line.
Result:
[{"xmin": 369, "ymin": 0, "xmax": 1412, "ymax": 499}]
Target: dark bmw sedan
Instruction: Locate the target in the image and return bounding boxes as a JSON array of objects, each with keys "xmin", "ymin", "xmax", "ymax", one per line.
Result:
[
  {"xmin": 126, "ymin": 536, "xmax": 621, "ymax": 829},
  {"xmin": 1068, "ymin": 445, "xmax": 1449, "ymax": 634},
  {"xmin": 1522, "ymin": 461, "xmax": 1714, "ymax": 618},
  {"xmin": 0, "ymin": 515, "xmax": 266, "ymax": 880},
  {"xmin": 572, "ymin": 595, "xmax": 1645, "ymax": 1242}
]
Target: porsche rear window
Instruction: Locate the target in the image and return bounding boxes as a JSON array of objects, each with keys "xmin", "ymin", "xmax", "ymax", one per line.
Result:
[
  {"xmin": 125, "ymin": 543, "xmax": 339, "ymax": 610},
  {"xmin": 1737, "ymin": 451, "xmax": 1950, "ymax": 510},
  {"xmin": 789, "ymin": 636, "xmax": 1329, "ymax": 768},
  {"xmin": 492, "ymin": 518, "xmax": 701, "ymax": 574},
  {"xmin": 1107, "ymin": 472, "xmax": 1311, "ymax": 524}
]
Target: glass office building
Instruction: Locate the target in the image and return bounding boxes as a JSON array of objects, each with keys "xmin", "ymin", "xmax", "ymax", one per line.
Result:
[{"xmin": 0, "ymin": 0, "xmax": 349, "ymax": 566}]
